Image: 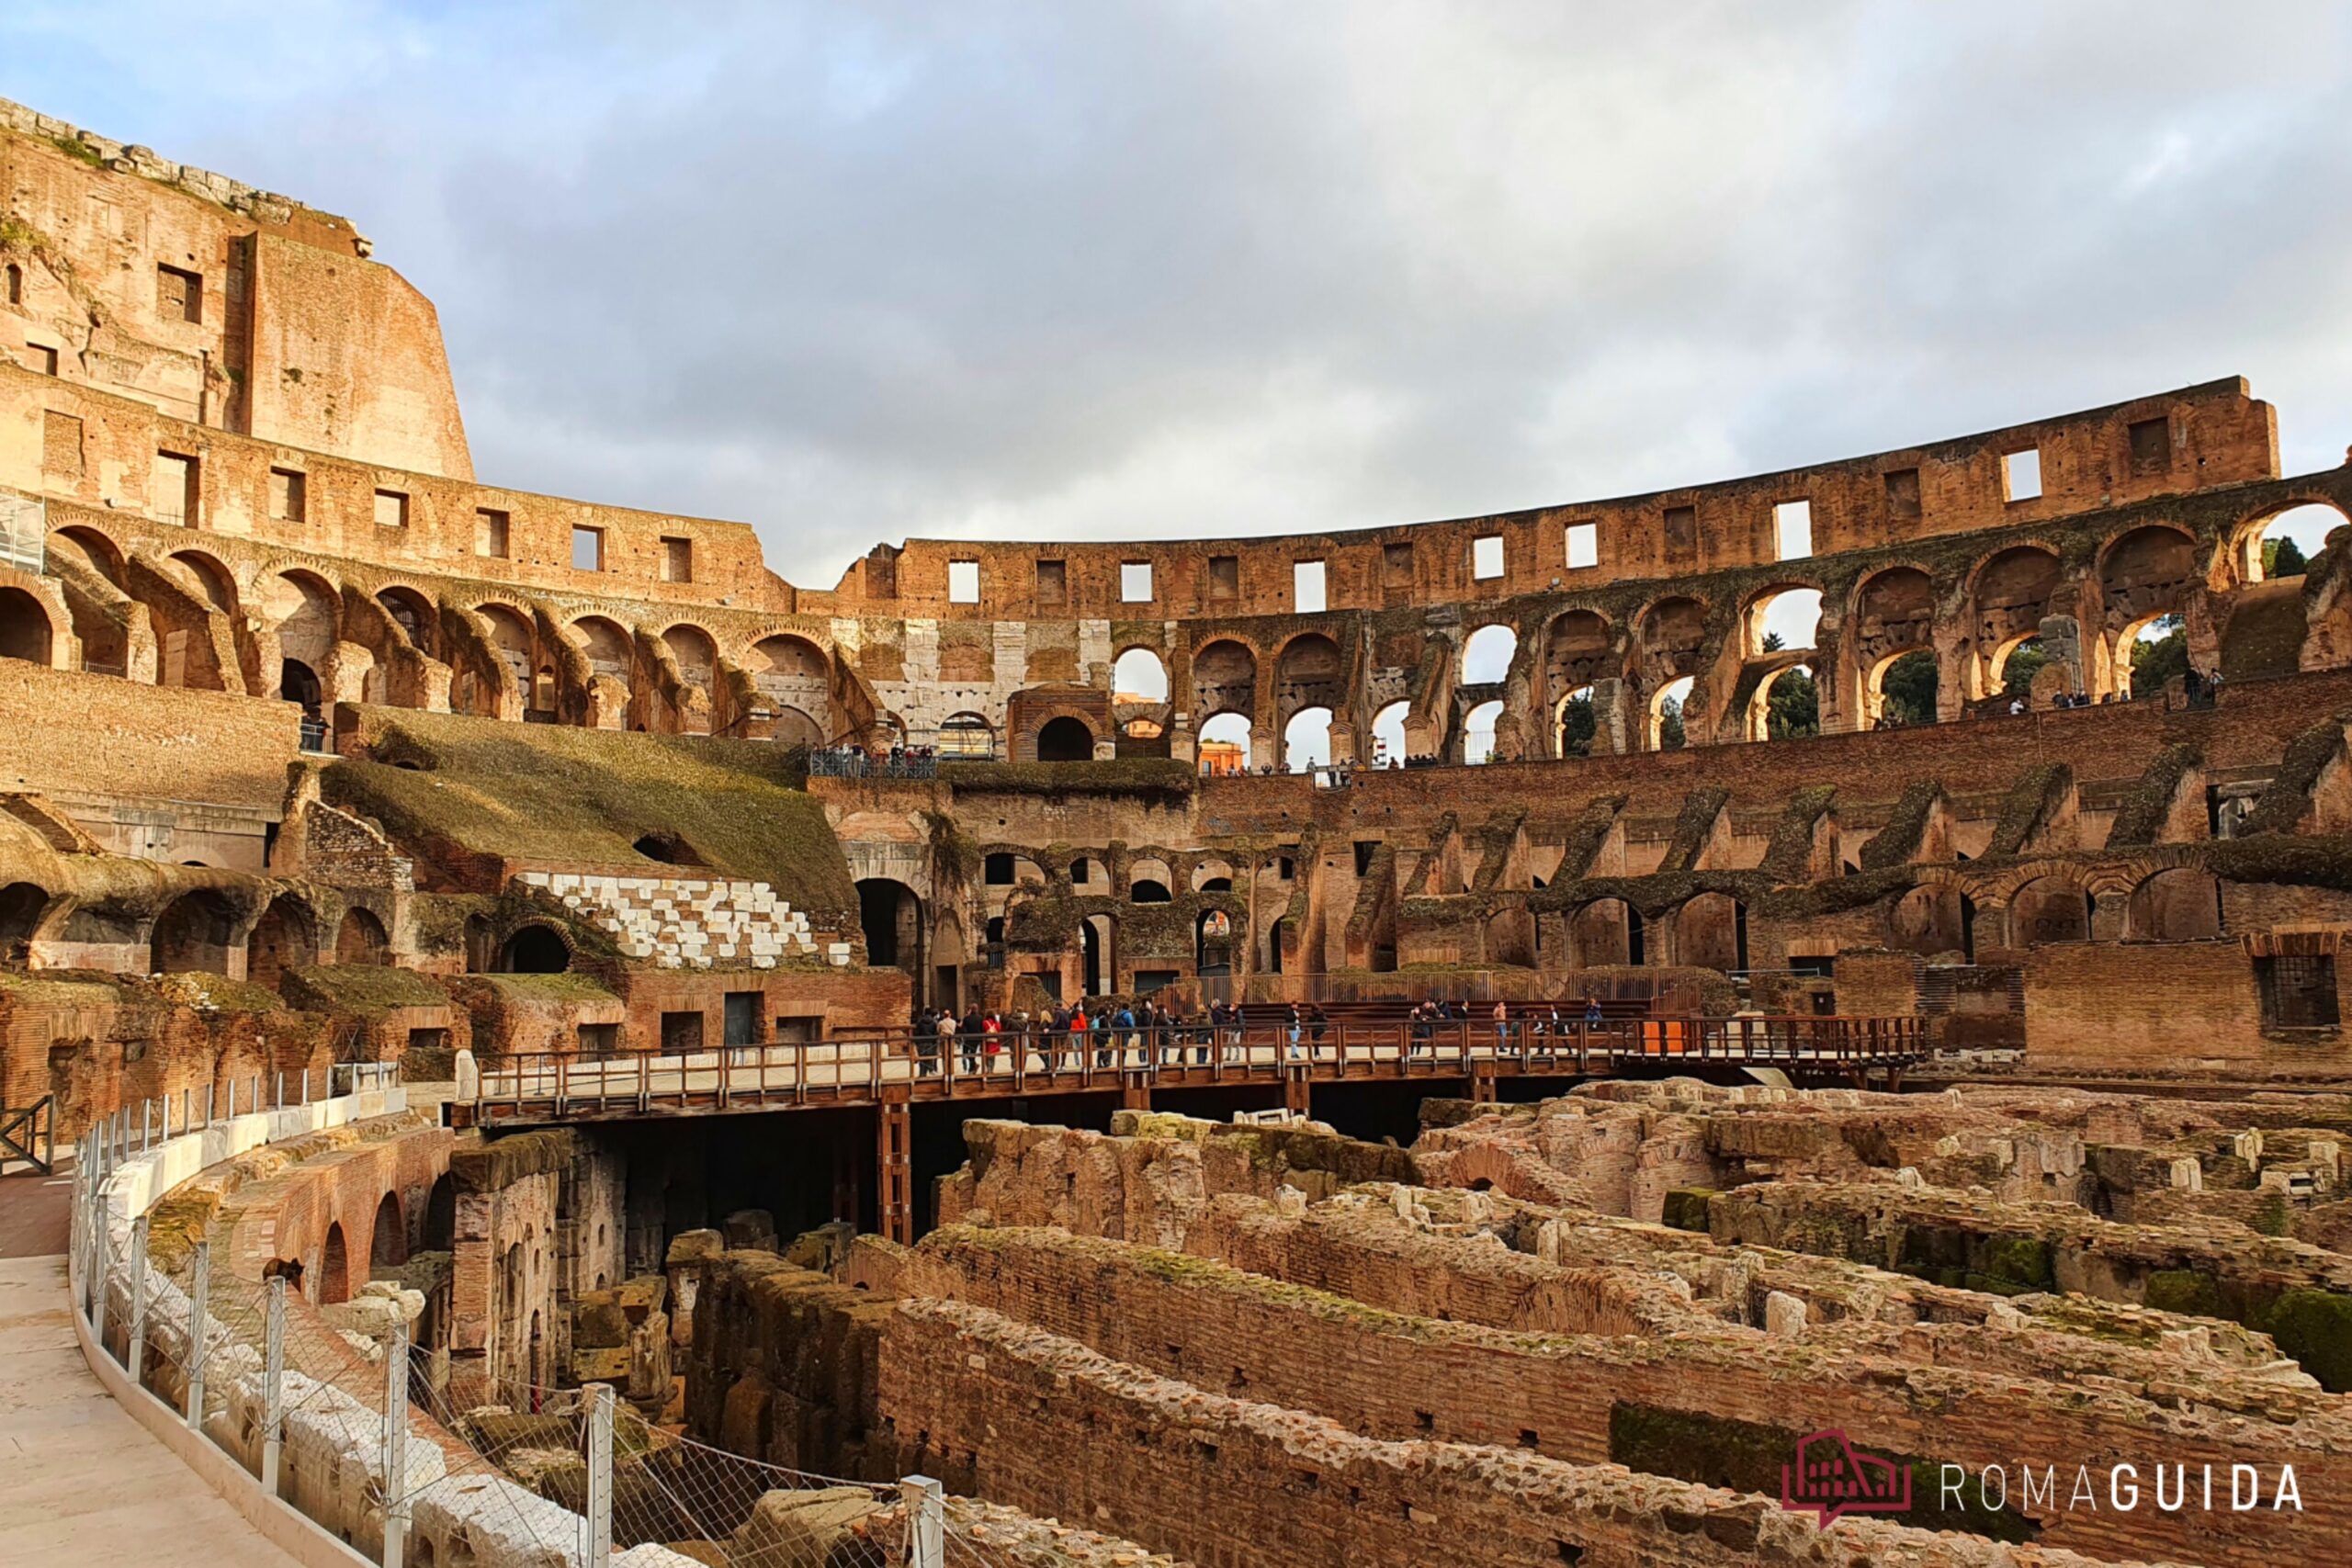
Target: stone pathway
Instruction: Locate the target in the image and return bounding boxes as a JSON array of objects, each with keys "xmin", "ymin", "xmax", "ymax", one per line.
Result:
[{"xmin": 0, "ymin": 1168, "xmax": 302, "ymax": 1568}]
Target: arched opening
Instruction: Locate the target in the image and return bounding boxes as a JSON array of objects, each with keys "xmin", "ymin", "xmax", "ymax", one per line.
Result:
[
  {"xmin": 939, "ymin": 712, "xmax": 994, "ymax": 758},
  {"xmin": 279, "ymin": 658, "xmax": 322, "ymax": 718},
  {"xmin": 1677, "ymin": 893, "xmax": 1747, "ymax": 971},
  {"xmin": 151, "ymin": 890, "xmax": 238, "ymax": 976},
  {"xmin": 1264, "ymin": 915, "xmax": 1285, "ymax": 976},
  {"xmin": 1113, "ymin": 647, "xmax": 1169, "ymax": 703},
  {"xmin": 2127, "ymin": 613, "xmax": 2188, "ymax": 698},
  {"xmin": 424, "ymin": 1173, "xmax": 457, "ymax": 1252},
  {"xmin": 165, "ymin": 552, "xmax": 238, "ymax": 616},
  {"xmin": 2127, "ymin": 867, "xmax": 2223, "ymax": 941},
  {"xmin": 634, "ymin": 833, "xmax": 704, "ymax": 865},
  {"xmin": 857, "ymin": 878, "xmax": 923, "ymax": 978},
  {"xmin": 464, "ymin": 915, "xmax": 496, "ymax": 974},
  {"xmin": 1749, "ymin": 588, "xmax": 1822, "ymax": 655},
  {"xmin": 1463, "ymin": 699, "xmax": 1504, "ymax": 764},
  {"xmin": 1750, "ymin": 663, "xmax": 1817, "ymax": 741},
  {"xmin": 1191, "ymin": 859, "xmax": 1235, "ymax": 893},
  {"xmin": 1080, "ymin": 914, "xmax": 1115, "ymax": 996},
  {"xmin": 319, "ymin": 1222, "xmax": 350, "ymax": 1305},
  {"xmin": 500, "ymin": 924, "xmax": 571, "ymax": 974},
  {"xmin": 1283, "ymin": 706, "xmax": 1332, "ymax": 773},
  {"xmin": 772, "ymin": 705, "xmax": 824, "ymax": 748},
  {"xmin": 1460, "ymin": 624, "xmax": 1518, "ymax": 685},
  {"xmin": 1650, "ymin": 676, "xmax": 1693, "ymax": 751},
  {"xmin": 1555, "ymin": 687, "xmax": 1596, "ymax": 757},
  {"xmin": 1036, "ymin": 716, "xmax": 1094, "ymax": 762},
  {"xmin": 571, "ymin": 615, "xmax": 635, "ymax": 701},
  {"xmin": 1871, "ymin": 650, "xmax": 1938, "ymax": 728},
  {"xmin": 1570, "ymin": 898, "xmax": 1641, "ymax": 967},
  {"xmin": 1198, "ymin": 712, "xmax": 1251, "ymax": 776},
  {"xmin": 661, "ymin": 623, "xmax": 717, "ymax": 685},
  {"xmin": 370, "ymin": 1191, "xmax": 407, "ymax": 1273},
  {"xmin": 2247, "ymin": 502, "xmax": 2346, "ymax": 581},
  {"xmin": 1889, "ymin": 885, "xmax": 1967, "ymax": 956},
  {"xmin": 377, "ymin": 588, "xmax": 437, "ymax": 659},
  {"xmin": 245, "ymin": 895, "xmax": 315, "ymax": 990},
  {"xmin": 1484, "ymin": 905, "xmax": 1533, "ymax": 967},
  {"xmin": 1369, "ymin": 701, "xmax": 1408, "ymax": 768},
  {"xmin": 1195, "ymin": 908, "xmax": 1233, "ymax": 976},
  {"xmin": 0, "ymin": 587, "xmax": 53, "ymax": 665},
  {"xmin": 0, "ymin": 882, "xmax": 50, "ymax": 962},
  {"xmin": 46, "ymin": 529, "xmax": 130, "ymax": 675},
  {"xmin": 335, "ymin": 907, "xmax": 390, "ymax": 965},
  {"xmin": 1996, "ymin": 637, "xmax": 2047, "ymax": 702},
  {"xmin": 1192, "ymin": 638, "xmax": 1258, "ymax": 722},
  {"xmin": 2009, "ymin": 877, "xmax": 2088, "ymax": 946},
  {"xmin": 1130, "ymin": 879, "xmax": 1171, "ymax": 905}
]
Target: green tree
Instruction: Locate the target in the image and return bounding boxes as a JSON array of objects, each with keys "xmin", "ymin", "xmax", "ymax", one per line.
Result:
[
  {"xmin": 1880, "ymin": 650, "xmax": 1938, "ymax": 726},
  {"xmin": 1766, "ymin": 666, "xmax": 1818, "ymax": 739},
  {"xmin": 1558, "ymin": 694, "xmax": 1595, "ymax": 756},
  {"xmin": 2265, "ymin": 535, "xmax": 2309, "ymax": 577},
  {"xmin": 2002, "ymin": 639, "xmax": 2047, "ymax": 700},
  {"xmin": 1658, "ymin": 694, "xmax": 1685, "ymax": 750},
  {"xmin": 2131, "ymin": 616, "xmax": 2188, "ymax": 697}
]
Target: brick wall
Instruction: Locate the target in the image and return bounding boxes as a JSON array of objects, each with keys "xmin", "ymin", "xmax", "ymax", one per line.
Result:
[
  {"xmin": 889, "ymin": 1224, "xmax": 2347, "ymax": 1568},
  {"xmin": 877, "ymin": 1297, "xmax": 2139, "ymax": 1568},
  {"xmin": 2024, "ymin": 940, "xmax": 2352, "ymax": 1071},
  {"xmin": 0, "ymin": 659, "xmax": 299, "ymax": 811}
]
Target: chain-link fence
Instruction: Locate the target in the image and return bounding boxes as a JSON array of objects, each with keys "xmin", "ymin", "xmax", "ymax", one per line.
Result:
[{"xmin": 69, "ymin": 1092, "xmax": 951, "ymax": 1568}]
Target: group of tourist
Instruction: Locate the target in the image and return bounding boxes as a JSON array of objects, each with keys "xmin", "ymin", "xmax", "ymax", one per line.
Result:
[
  {"xmin": 909, "ymin": 998, "xmax": 1258, "ymax": 1074},
  {"xmin": 808, "ymin": 740, "xmax": 942, "ymax": 779}
]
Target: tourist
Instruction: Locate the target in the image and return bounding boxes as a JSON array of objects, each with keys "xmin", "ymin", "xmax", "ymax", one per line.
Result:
[
  {"xmin": 1307, "ymin": 1003, "xmax": 1330, "ymax": 1058},
  {"xmin": 981, "ymin": 1010, "xmax": 1002, "ymax": 1070},
  {"xmin": 1492, "ymin": 999, "xmax": 1511, "ymax": 1049},
  {"xmin": 1113, "ymin": 1001, "xmax": 1137, "ymax": 1065},
  {"xmin": 1049, "ymin": 1002, "xmax": 1072, "ymax": 1070},
  {"xmin": 913, "ymin": 1008, "xmax": 939, "ymax": 1077},
  {"xmin": 1286, "ymin": 1004, "xmax": 1304, "ymax": 1059},
  {"xmin": 958, "ymin": 1004, "xmax": 984, "ymax": 1075}
]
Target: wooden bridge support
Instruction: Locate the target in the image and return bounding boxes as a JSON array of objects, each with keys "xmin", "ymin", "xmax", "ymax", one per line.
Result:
[
  {"xmin": 878, "ymin": 1092, "xmax": 912, "ymax": 1245},
  {"xmin": 1283, "ymin": 1070, "xmax": 1312, "ymax": 1117},
  {"xmin": 1469, "ymin": 1071, "xmax": 1498, "ymax": 1105},
  {"xmin": 1121, "ymin": 1080, "xmax": 1153, "ymax": 1111}
]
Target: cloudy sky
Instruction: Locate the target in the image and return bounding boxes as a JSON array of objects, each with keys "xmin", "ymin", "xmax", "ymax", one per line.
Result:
[{"xmin": 7, "ymin": 2, "xmax": 2352, "ymax": 588}]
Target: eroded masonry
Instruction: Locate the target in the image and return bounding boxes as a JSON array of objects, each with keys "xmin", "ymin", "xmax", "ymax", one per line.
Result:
[{"xmin": 6, "ymin": 95, "xmax": 2352, "ymax": 1566}]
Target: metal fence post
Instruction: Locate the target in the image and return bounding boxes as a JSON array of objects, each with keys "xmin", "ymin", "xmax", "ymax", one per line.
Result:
[
  {"xmin": 91, "ymin": 1196, "xmax": 111, "ymax": 1350},
  {"xmin": 127, "ymin": 1214, "xmax": 149, "ymax": 1385},
  {"xmin": 262, "ymin": 1275, "xmax": 287, "ymax": 1495},
  {"xmin": 583, "ymin": 1382, "xmax": 613, "ymax": 1568},
  {"xmin": 187, "ymin": 1239, "xmax": 209, "ymax": 1429},
  {"xmin": 382, "ymin": 1324, "xmax": 411, "ymax": 1568},
  {"xmin": 901, "ymin": 1474, "xmax": 944, "ymax": 1568}
]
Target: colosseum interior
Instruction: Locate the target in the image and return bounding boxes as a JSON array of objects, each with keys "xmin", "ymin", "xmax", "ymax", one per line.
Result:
[{"xmin": 2, "ymin": 91, "xmax": 2350, "ymax": 1568}]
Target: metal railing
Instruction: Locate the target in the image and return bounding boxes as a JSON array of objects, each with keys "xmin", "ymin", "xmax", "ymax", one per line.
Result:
[
  {"xmin": 464, "ymin": 1014, "xmax": 1928, "ymax": 1124},
  {"xmin": 807, "ymin": 748, "xmax": 943, "ymax": 780},
  {"xmin": 0, "ymin": 1093, "xmax": 52, "ymax": 1174},
  {"xmin": 67, "ymin": 1072, "xmax": 967, "ymax": 1568},
  {"xmin": 0, "ymin": 492, "xmax": 42, "ymax": 575}
]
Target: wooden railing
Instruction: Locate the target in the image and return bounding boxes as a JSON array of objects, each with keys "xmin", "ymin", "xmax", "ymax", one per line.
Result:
[{"xmin": 461, "ymin": 1015, "xmax": 1928, "ymax": 1125}]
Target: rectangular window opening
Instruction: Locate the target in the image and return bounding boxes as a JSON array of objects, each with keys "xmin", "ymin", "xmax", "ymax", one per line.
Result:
[
  {"xmin": 1772, "ymin": 500, "xmax": 1812, "ymax": 561},
  {"xmin": 1564, "ymin": 522, "xmax": 1598, "ymax": 570},
  {"xmin": 947, "ymin": 559, "xmax": 981, "ymax": 604},
  {"xmin": 1294, "ymin": 559, "xmax": 1327, "ymax": 613},
  {"xmin": 1472, "ymin": 535, "xmax": 1505, "ymax": 580},
  {"xmin": 2128, "ymin": 418, "xmax": 2170, "ymax": 476},
  {"xmin": 2004, "ymin": 448, "xmax": 2043, "ymax": 503},
  {"xmin": 661, "ymin": 536, "xmax": 693, "ymax": 584},
  {"xmin": 2256, "ymin": 954, "xmax": 2340, "ymax": 1031},
  {"xmin": 1035, "ymin": 559, "xmax": 1067, "ymax": 604},
  {"xmin": 267, "ymin": 467, "xmax": 306, "ymax": 523},
  {"xmin": 475, "ymin": 508, "xmax": 510, "ymax": 558},
  {"xmin": 1382, "ymin": 542, "xmax": 1414, "ymax": 586},
  {"xmin": 1884, "ymin": 468, "xmax": 1921, "ymax": 521},
  {"xmin": 1121, "ymin": 561, "xmax": 1154, "ymax": 603},
  {"xmin": 1663, "ymin": 503, "xmax": 1697, "ymax": 557},
  {"xmin": 156, "ymin": 264, "xmax": 201, "ymax": 325},
  {"xmin": 374, "ymin": 489, "xmax": 409, "ymax": 529},
  {"xmin": 571, "ymin": 525, "xmax": 604, "ymax": 571},
  {"xmin": 153, "ymin": 451, "xmax": 196, "ymax": 526},
  {"xmin": 1208, "ymin": 556, "xmax": 1239, "ymax": 601},
  {"xmin": 30, "ymin": 344, "xmax": 56, "ymax": 376}
]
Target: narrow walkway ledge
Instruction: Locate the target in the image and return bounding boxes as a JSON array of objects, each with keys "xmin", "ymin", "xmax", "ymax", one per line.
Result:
[{"xmin": 0, "ymin": 1245, "xmax": 313, "ymax": 1567}]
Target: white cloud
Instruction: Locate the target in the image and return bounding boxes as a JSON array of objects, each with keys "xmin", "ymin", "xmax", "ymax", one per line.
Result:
[{"xmin": 6, "ymin": 1, "xmax": 2352, "ymax": 587}]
